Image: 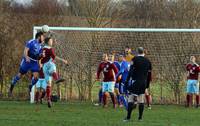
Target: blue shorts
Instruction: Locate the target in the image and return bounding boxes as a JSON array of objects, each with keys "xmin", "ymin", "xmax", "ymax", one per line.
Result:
[
  {"xmin": 36, "ymin": 79, "xmax": 47, "ymax": 90},
  {"xmin": 19, "ymin": 58, "xmax": 40, "ymax": 74},
  {"xmin": 187, "ymin": 79, "xmax": 199, "ymax": 94},
  {"xmin": 102, "ymin": 82, "xmax": 115, "ymax": 93},
  {"xmin": 43, "ymin": 60, "xmax": 56, "ymax": 82}
]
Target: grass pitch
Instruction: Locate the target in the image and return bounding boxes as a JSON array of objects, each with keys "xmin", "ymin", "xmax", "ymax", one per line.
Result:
[{"xmin": 0, "ymin": 101, "xmax": 199, "ymax": 126}]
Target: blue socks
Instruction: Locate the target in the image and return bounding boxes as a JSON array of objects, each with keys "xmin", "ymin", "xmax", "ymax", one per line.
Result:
[
  {"xmin": 120, "ymin": 95, "xmax": 128, "ymax": 110},
  {"xmin": 98, "ymin": 89, "xmax": 102, "ymax": 104},
  {"xmin": 31, "ymin": 77, "xmax": 38, "ymax": 86},
  {"xmin": 11, "ymin": 75, "xmax": 20, "ymax": 86}
]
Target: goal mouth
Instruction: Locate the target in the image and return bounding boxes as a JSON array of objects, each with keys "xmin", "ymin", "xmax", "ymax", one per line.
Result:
[{"xmin": 32, "ymin": 26, "xmax": 200, "ymax": 102}]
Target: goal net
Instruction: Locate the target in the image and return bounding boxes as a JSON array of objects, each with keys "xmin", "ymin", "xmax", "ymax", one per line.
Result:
[{"xmin": 32, "ymin": 27, "xmax": 200, "ymax": 104}]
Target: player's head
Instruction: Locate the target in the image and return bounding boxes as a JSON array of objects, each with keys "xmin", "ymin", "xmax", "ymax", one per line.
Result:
[
  {"xmin": 125, "ymin": 46, "xmax": 131, "ymax": 55},
  {"xmin": 102, "ymin": 53, "xmax": 108, "ymax": 62},
  {"xmin": 190, "ymin": 56, "xmax": 196, "ymax": 63},
  {"xmin": 137, "ymin": 47, "xmax": 144, "ymax": 55},
  {"xmin": 118, "ymin": 54, "xmax": 124, "ymax": 62},
  {"xmin": 35, "ymin": 31, "xmax": 45, "ymax": 43},
  {"xmin": 44, "ymin": 37, "xmax": 53, "ymax": 47},
  {"xmin": 108, "ymin": 53, "xmax": 114, "ymax": 62}
]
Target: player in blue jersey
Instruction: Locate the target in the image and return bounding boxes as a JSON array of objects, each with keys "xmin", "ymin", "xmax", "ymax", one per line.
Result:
[
  {"xmin": 113, "ymin": 54, "xmax": 122, "ymax": 107},
  {"xmin": 8, "ymin": 32, "xmax": 45, "ymax": 96},
  {"xmin": 115, "ymin": 54, "xmax": 129, "ymax": 110}
]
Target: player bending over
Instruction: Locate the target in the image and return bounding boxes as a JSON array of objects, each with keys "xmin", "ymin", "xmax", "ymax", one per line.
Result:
[
  {"xmin": 9, "ymin": 32, "xmax": 45, "ymax": 96},
  {"xmin": 186, "ymin": 56, "xmax": 200, "ymax": 108},
  {"xmin": 42, "ymin": 37, "xmax": 68, "ymax": 108},
  {"xmin": 96, "ymin": 53, "xmax": 118, "ymax": 108}
]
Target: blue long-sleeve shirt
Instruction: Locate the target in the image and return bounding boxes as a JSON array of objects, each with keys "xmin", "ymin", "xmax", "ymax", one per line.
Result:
[{"xmin": 116, "ymin": 60, "xmax": 129, "ymax": 83}]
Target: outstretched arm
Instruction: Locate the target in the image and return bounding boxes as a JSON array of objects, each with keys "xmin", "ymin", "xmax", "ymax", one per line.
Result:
[{"xmin": 55, "ymin": 56, "xmax": 68, "ymax": 64}]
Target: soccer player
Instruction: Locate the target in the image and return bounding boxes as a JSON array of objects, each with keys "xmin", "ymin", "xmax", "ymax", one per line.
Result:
[
  {"xmin": 124, "ymin": 47, "xmax": 152, "ymax": 122},
  {"xmin": 115, "ymin": 54, "xmax": 129, "ymax": 110},
  {"xmin": 96, "ymin": 53, "xmax": 118, "ymax": 108},
  {"xmin": 186, "ymin": 56, "xmax": 200, "ymax": 108},
  {"xmin": 113, "ymin": 54, "xmax": 121, "ymax": 107},
  {"xmin": 144, "ymin": 49, "xmax": 152, "ymax": 109},
  {"xmin": 35, "ymin": 68, "xmax": 46, "ymax": 104},
  {"xmin": 124, "ymin": 46, "xmax": 134, "ymax": 62},
  {"xmin": 8, "ymin": 32, "xmax": 45, "ymax": 96},
  {"xmin": 41, "ymin": 37, "xmax": 67, "ymax": 108}
]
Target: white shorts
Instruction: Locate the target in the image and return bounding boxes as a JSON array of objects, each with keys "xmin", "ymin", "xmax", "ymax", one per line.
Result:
[
  {"xmin": 127, "ymin": 94, "xmax": 145, "ymax": 103},
  {"xmin": 102, "ymin": 82, "xmax": 115, "ymax": 93},
  {"xmin": 36, "ymin": 79, "xmax": 47, "ymax": 90},
  {"xmin": 43, "ymin": 60, "xmax": 56, "ymax": 82}
]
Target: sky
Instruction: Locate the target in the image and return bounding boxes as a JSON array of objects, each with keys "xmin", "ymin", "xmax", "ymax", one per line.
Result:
[{"xmin": 14, "ymin": 0, "xmax": 32, "ymax": 5}]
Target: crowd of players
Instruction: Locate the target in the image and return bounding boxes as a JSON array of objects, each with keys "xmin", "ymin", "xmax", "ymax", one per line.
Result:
[{"xmin": 95, "ymin": 46, "xmax": 152, "ymax": 121}]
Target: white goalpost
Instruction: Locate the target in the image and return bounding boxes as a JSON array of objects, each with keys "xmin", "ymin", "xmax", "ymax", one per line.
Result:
[{"xmin": 31, "ymin": 26, "xmax": 200, "ymax": 103}]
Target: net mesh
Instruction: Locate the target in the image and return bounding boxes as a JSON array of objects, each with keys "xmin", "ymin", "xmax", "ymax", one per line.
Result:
[{"xmin": 43, "ymin": 29, "xmax": 200, "ymax": 103}]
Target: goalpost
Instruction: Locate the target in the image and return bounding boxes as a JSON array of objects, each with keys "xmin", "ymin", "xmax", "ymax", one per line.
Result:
[{"xmin": 31, "ymin": 26, "xmax": 200, "ymax": 103}]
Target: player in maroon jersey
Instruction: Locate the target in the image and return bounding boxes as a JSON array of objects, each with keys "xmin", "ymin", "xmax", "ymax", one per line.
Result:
[
  {"xmin": 186, "ymin": 56, "xmax": 200, "ymax": 108},
  {"xmin": 144, "ymin": 49, "xmax": 152, "ymax": 109},
  {"xmin": 42, "ymin": 37, "xmax": 67, "ymax": 108},
  {"xmin": 96, "ymin": 53, "xmax": 118, "ymax": 108}
]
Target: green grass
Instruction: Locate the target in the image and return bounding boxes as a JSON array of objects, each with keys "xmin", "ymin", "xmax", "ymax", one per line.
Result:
[{"xmin": 0, "ymin": 101, "xmax": 199, "ymax": 126}]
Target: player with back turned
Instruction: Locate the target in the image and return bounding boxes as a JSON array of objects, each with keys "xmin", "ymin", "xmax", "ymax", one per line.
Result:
[{"xmin": 124, "ymin": 47, "xmax": 152, "ymax": 122}]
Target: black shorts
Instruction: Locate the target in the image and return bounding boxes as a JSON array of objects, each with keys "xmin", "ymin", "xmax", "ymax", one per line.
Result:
[{"xmin": 128, "ymin": 80, "xmax": 146, "ymax": 95}]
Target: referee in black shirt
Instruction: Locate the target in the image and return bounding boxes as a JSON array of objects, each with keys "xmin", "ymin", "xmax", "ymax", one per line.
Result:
[{"xmin": 124, "ymin": 47, "xmax": 152, "ymax": 122}]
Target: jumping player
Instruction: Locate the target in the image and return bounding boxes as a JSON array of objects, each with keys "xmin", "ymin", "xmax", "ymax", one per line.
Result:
[
  {"xmin": 41, "ymin": 37, "xmax": 68, "ymax": 108},
  {"xmin": 8, "ymin": 31, "xmax": 44, "ymax": 96}
]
